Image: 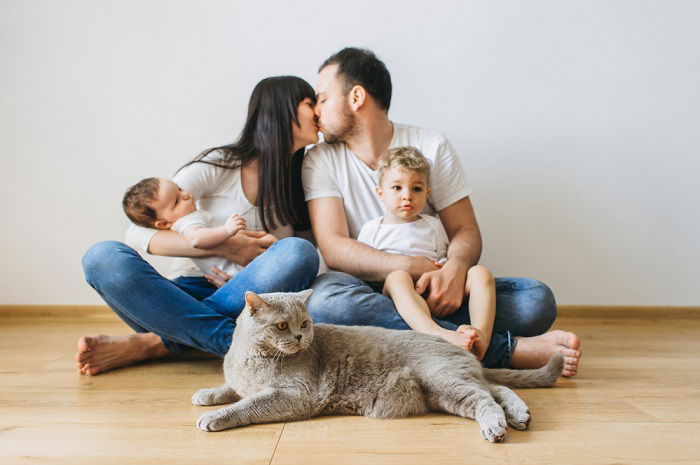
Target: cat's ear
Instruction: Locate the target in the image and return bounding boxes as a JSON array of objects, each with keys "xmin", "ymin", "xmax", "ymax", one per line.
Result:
[
  {"xmin": 245, "ymin": 292, "xmax": 270, "ymax": 315},
  {"xmin": 297, "ymin": 289, "xmax": 313, "ymax": 305}
]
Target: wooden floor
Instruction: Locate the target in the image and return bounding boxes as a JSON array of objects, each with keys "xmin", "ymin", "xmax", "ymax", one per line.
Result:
[{"xmin": 1, "ymin": 310, "xmax": 699, "ymax": 464}]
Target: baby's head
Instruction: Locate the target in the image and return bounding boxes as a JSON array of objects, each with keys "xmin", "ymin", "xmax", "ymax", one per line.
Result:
[
  {"xmin": 376, "ymin": 146, "xmax": 431, "ymax": 221},
  {"xmin": 122, "ymin": 177, "xmax": 196, "ymax": 229}
]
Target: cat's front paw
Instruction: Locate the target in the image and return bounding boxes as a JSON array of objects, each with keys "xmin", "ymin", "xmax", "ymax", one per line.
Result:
[
  {"xmin": 480, "ymin": 415, "xmax": 507, "ymax": 442},
  {"xmin": 506, "ymin": 407, "xmax": 531, "ymax": 431},
  {"xmin": 197, "ymin": 410, "xmax": 230, "ymax": 432},
  {"xmin": 192, "ymin": 388, "xmax": 217, "ymax": 406}
]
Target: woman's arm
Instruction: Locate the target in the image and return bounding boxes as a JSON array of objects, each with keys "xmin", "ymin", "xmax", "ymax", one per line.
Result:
[{"xmin": 148, "ymin": 229, "xmax": 276, "ymax": 266}]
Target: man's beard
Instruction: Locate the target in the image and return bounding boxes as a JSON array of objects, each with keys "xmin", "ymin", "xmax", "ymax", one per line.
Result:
[{"xmin": 322, "ymin": 105, "xmax": 356, "ymax": 144}]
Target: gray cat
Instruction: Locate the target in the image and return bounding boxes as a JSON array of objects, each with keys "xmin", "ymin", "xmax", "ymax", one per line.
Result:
[{"xmin": 192, "ymin": 290, "xmax": 563, "ymax": 442}]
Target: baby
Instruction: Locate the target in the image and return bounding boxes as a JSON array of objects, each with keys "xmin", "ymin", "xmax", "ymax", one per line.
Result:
[
  {"xmin": 122, "ymin": 177, "xmax": 246, "ymax": 276},
  {"xmin": 357, "ymin": 147, "xmax": 496, "ymax": 360}
]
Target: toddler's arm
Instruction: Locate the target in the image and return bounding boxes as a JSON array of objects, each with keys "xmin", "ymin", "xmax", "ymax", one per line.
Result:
[{"xmin": 184, "ymin": 214, "xmax": 246, "ymax": 249}]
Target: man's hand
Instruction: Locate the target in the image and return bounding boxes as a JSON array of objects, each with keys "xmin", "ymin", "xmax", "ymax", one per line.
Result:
[
  {"xmin": 214, "ymin": 230, "xmax": 277, "ymax": 266},
  {"xmin": 404, "ymin": 255, "xmax": 441, "ymax": 281},
  {"xmin": 415, "ymin": 262, "xmax": 468, "ymax": 318}
]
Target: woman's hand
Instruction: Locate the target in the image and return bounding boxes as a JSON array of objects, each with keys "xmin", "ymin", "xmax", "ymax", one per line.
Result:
[
  {"xmin": 205, "ymin": 267, "xmax": 232, "ymax": 288},
  {"xmin": 214, "ymin": 230, "xmax": 278, "ymax": 266}
]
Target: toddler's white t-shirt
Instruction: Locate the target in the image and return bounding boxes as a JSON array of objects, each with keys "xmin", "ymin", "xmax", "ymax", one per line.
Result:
[
  {"xmin": 171, "ymin": 210, "xmax": 243, "ymax": 277},
  {"xmin": 356, "ymin": 214, "xmax": 449, "ymax": 263}
]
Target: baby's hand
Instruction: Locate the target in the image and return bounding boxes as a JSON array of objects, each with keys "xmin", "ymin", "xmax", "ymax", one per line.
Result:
[{"xmin": 224, "ymin": 214, "xmax": 247, "ymax": 235}]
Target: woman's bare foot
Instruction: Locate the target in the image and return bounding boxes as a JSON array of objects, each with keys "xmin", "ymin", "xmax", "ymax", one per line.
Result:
[
  {"xmin": 75, "ymin": 333, "xmax": 169, "ymax": 376},
  {"xmin": 510, "ymin": 330, "xmax": 581, "ymax": 377}
]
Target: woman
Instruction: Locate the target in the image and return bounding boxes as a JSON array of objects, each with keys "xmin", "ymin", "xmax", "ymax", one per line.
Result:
[{"xmin": 77, "ymin": 76, "xmax": 320, "ymax": 375}]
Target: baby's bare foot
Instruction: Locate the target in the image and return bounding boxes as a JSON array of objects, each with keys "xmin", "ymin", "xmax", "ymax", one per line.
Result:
[
  {"xmin": 75, "ymin": 333, "xmax": 168, "ymax": 376},
  {"xmin": 511, "ymin": 330, "xmax": 582, "ymax": 377}
]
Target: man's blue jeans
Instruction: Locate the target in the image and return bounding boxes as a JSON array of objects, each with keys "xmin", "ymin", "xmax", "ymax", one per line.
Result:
[
  {"xmin": 306, "ymin": 271, "xmax": 557, "ymax": 368},
  {"xmin": 82, "ymin": 237, "xmax": 320, "ymax": 357}
]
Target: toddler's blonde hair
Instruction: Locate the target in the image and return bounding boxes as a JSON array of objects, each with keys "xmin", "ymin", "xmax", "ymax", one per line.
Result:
[{"xmin": 377, "ymin": 146, "xmax": 430, "ymax": 185}]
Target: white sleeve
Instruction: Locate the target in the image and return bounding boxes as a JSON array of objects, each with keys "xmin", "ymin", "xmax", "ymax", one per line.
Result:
[
  {"xmin": 173, "ymin": 161, "xmax": 224, "ymax": 201},
  {"xmin": 428, "ymin": 136, "xmax": 472, "ymax": 212},
  {"xmin": 356, "ymin": 218, "xmax": 380, "ymax": 247},
  {"xmin": 124, "ymin": 223, "xmax": 158, "ymax": 253},
  {"xmin": 422, "ymin": 215, "xmax": 450, "ymax": 259},
  {"xmin": 171, "ymin": 210, "xmax": 209, "ymax": 235},
  {"xmin": 302, "ymin": 147, "xmax": 342, "ymax": 201}
]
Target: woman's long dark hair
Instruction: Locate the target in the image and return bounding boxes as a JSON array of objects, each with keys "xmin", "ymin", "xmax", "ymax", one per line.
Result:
[{"xmin": 177, "ymin": 76, "xmax": 315, "ymax": 232}]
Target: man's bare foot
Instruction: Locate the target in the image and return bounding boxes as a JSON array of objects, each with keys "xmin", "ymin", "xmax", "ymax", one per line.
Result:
[
  {"xmin": 510, "ymin": 330, "xmax": 581, "ymax": 377},
  {"xmin": 75, "ymin": 333, "xmax": 169, "ymax": 376}
]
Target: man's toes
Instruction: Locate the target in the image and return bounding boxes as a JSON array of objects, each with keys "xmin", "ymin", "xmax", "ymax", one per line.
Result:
[
  {"xmin": 559, "ymin": 347, "xmax": 581, "ymax": 359},
  {"xmin": 563, "ymin": 331, "xmax": 581, "ymax": 350}
]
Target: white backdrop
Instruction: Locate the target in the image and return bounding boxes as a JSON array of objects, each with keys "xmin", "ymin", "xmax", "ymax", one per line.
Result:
[{"xmin": 1, "ymin": 1, "xmax": 698, "ymax": 306}]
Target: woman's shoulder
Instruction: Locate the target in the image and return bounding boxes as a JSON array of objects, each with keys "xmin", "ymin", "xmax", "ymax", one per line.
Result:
[{"xmin": 174, "ymin": 158, "xmax": 241, "ymax": 193}]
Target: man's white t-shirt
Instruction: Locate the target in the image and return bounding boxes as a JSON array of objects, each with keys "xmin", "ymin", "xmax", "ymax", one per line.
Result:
[
  {"xmin": 171, "ymin": 210, "xmax": 243, "ymax": 277},
  {"xmin": 125, "ymin": 158, "xmax": 294, "ymax": 279},
  {"xmin": 356, "ymin": 214, "xmax": 450, "ymax": 263},
  {"xmin": 302, "ymin": 123, "xmax": 472, "ymax": 239}
]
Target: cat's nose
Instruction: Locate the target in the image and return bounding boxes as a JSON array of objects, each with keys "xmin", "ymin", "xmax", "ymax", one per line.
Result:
[{"xmin": 295, "ymin": 335, "xmax": 302, "ymax": 341}]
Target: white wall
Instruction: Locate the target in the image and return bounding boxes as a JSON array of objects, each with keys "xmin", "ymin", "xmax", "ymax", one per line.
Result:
[{"xmin": 1, "ymin": 1, "xmax": 698, "ymax": 306}]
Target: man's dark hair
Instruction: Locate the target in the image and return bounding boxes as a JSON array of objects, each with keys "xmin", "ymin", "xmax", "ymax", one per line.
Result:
[{"xmin": 320, "ymin": 47, "xmax": 392, "ymax": 112}]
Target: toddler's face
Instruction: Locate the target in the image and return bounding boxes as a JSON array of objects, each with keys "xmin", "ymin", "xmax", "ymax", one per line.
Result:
[
  {"xmin": 377, "ymin": 167, "xmax": 430, "ymax": 222},
  {"xmin": 151, "ymin": 178, "xmax": 196, "ymax": 229}
]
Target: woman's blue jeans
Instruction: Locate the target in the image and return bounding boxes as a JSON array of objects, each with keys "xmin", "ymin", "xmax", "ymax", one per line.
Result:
[
  {"xmin": 306, "ymin": 271, "xmax": 557, "ymax": 369},
  {"xmin": 82, "ymin": 237, "xmax": 320, "ymax": 357}
]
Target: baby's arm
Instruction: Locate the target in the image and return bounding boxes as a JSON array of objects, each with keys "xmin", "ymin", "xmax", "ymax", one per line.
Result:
[
  {"xmin": 184, "ymin": 214, "xmax": 246, "ymax": 249},
  {"xmin": 461, "ymin": 265, "xmax": 496, "ymax": 361}
]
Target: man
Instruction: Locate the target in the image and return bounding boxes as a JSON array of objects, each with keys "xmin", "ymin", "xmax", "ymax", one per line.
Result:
[{"xmin": 303, "ymin": 47, "xmax": 581, "ymax": 375}]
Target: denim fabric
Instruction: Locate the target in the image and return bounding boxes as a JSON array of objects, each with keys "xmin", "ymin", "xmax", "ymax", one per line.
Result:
[
  {"xmin": 307, "ymin": 271, "xmax": 556, "ymax": 368},
  {"xmin": 82, "ymin": 237, "xmax": 320, "ymax": 357}
]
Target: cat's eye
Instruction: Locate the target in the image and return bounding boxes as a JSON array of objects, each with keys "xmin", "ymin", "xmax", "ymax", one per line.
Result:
[
  {"xmin": 301, "ymin": 321, "xmax": 308, "ymax": 328},
  {"xmin": 276, "ymin": 322, "xmax": 288, "ymax": 331}
]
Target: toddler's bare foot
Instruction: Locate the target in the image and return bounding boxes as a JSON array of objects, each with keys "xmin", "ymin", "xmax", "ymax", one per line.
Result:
[
  {"xmin": 458, "ymin": 325, "xmax": 488, "ymax": 361},
  {"xmin": 432, "ymin": 326, "xmax": 476, "ymax": 351},
  {"xmin": 456, "ymin": 325, "xmax": 481, "ymax": 351},
  {"xmin": 75, "ymin": 333, "xmax": 168, "ymax": 376},
  {"xmin": 510, "ymin": 330, "xmax": 581, "ymax": 377}
]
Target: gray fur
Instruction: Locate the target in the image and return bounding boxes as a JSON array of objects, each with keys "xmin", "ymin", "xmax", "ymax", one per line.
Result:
[{"xmin": 193, "ymin": 290, "xmax": 563, "ymax": 442}]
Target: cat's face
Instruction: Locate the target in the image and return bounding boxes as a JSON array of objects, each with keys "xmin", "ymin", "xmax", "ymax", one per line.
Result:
[{"xmin": 242, "ymin": 290, "xmax": 314, "ymax": 356}]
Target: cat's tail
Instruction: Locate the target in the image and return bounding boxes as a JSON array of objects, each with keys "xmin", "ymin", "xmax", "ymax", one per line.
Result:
[{"xmin": 482, "ymin": 354, "xmax": 564, "ymax": 388}]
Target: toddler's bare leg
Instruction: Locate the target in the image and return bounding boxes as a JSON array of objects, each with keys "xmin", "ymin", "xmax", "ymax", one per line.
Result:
[
  {"xmin": 384, "ymin": 270, "xmax": 473, "ymax": 350},
  {"xmin": 464, "ymin": 265, "xmax": 496, "ymax": 360}
]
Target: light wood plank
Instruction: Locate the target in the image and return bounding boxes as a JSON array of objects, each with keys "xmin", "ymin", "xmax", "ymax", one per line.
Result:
[{"xmin": 1, "ymin": 313, "xmax": 699, "ymax": 464}]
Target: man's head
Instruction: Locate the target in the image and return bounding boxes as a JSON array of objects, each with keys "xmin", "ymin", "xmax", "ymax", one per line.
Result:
[
  {"xmin": 376, "ymin": 146, "xmax": 431, "ymax": 221},
  {"xmin": 315, "ymin": 47, "xmax": 392, "ymax": 143},
  {"xmin": 123, "ymin": 178, "xmax": 196, "ymax": 229}
]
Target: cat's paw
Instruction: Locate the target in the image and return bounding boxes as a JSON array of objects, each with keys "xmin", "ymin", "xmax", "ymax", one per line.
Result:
[
  {"xmin": 505, "ymin": 407, "xmax": 531, "ymax": 431},
  {"xmin": 192, "ymin": 388, "xmax": 218, "ymax": 406},
  {"xmin": 197, "ymin": 411, "xmax": 228, "ymax": 432},
  {"xmin": 480, "ymin": 415, "xmax": 507, "ymax": 442}
]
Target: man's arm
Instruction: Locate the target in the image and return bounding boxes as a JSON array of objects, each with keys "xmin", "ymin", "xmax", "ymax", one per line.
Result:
[
  {"xmin": 416, "ymin": 197, "xmax": 482, "ymax": 317},
  {"xmin": 308, "ymin": 197, "xmax": 439, "ymax": 282}
]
